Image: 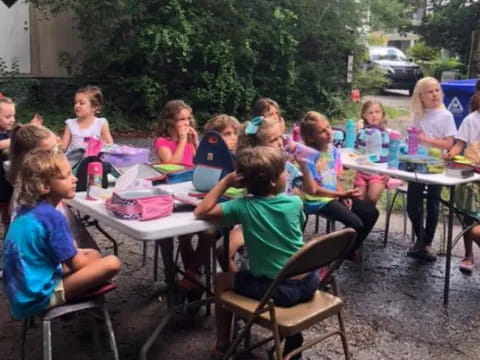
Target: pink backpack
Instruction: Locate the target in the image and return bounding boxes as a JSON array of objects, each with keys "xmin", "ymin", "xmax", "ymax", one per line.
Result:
[{"xmin": 105, "ymin": 188, "xmax": 174, "ymax": 221}]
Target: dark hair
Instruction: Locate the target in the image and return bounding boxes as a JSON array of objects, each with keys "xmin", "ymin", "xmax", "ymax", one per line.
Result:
[
  {"xmin": 300, "ymin": 111, "xmax": 329, "ymax": 148},
  {"xmin": 235, "ymin": 146, "xmax": 285, "ymax": 196},
  {"xmin": 470, "ymin": 91, "xmax": 480, "ymax": 113},
  {"xmin": 251, "ymin": 98, "xmax": 280, "ymax": 118},
  {"xmin": 155, "ymin": 99, "xmax": 195, "ymax": 138},
  {"xmin": 76, "ymin": 86, "xmax": 104, "ymax": 114}
]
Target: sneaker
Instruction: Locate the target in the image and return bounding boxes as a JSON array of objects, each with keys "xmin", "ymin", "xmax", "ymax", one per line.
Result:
[{"xmin": 459, "ymin": 257, "xmax": 474, "ymax": 275}]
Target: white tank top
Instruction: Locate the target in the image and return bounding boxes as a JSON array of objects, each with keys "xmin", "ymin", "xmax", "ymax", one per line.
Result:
[{"xmin": 65, "ymin": 117, "xmax": 107, "ymax": 152}]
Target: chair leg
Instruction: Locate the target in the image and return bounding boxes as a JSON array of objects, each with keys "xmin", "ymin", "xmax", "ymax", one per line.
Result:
[
  {"xmin": 102, "ymin": 307, "xmax": 120, "ymax": 360},
  {"xmin": 142, "ymin": 242, "xmax": 147, "ymax": 266},
  {"xmin": 384, "ymin": 190, "xmax": 400, "ymax": 247},
  {"xmin": 337, "ymin": 310, "xmax": 351, "ymax": 360},
  {"xmin": 315, "ymin": 215, "xmax": 320, "ymax": 234},
  {"xmin": 42, "ymin": 319, "xmax": 52, "ymax": 360}
]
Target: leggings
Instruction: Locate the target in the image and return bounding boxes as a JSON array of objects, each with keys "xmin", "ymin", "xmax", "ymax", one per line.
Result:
[{"xmin": 316, "ymin": 199, "xmax": 379, "ymax": 254}]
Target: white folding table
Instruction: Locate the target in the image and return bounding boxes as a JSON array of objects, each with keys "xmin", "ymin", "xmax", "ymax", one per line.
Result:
[
  {"xmin": 340, "ymin": 148, "xmax": 480, "ymax": 305},
  {"xmin": 65, "ymin": 182, "xmax": 218, "ymax": 360}
]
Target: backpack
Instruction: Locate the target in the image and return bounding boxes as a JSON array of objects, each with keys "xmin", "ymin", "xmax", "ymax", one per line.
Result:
[
  {"xmin": 75, "ymin": 155, "xmax": 110, "ymax": 191},
  {"xmin": 192, "ymin": 131, "xmax": 235, "ymax": 192}
]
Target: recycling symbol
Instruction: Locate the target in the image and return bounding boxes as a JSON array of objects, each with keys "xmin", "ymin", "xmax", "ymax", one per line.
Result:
[{"xmin": 447, "ymin": 97, "xmax": 464, "ymax": 115}]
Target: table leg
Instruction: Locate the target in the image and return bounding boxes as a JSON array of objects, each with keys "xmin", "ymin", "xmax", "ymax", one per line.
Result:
[{"xmin": 443, "ymin": 185, "xmax": 455, "ymax": 305}]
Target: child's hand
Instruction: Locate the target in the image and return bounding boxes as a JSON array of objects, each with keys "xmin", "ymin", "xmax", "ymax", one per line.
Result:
[
  {"xmin": 442, "ymin": 151, "xmax": 454, "ymax": 160},
  {"xmin": 30, "ymin": 113, "xmax": 43, "ymax": 127},
  {"xmin": 341, "ymin": 197, "xmax": 352, "ymax": 210},
  {"xmin": 341, "ymin": 188, "xmax": 361, "ymax": 199},
  {"xmin": 224, "ymin": 172, "xmax": 245, "ymax": 188},
  {"xmin": 187, "ymin": 127, "xmax": 199, "ymax": 145}
]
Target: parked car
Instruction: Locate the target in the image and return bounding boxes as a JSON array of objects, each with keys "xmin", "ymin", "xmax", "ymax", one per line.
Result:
[{"xmin": 365, "ymin": 46, "xmax": 423, "ymax": 95}]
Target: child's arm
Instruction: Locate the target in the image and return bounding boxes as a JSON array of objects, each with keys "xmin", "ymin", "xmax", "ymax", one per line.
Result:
[
  {"xmin": 156, "ymin": 128, "xmax": 190, "ymax": 163},
  {"xmin": 194, "ymin": 172, "xmax": 244, "ymax": 221},
  {"xmin": 63, "ymin": 250, "xmax": 96, "ymax": 272},
  {"xmin": 418, "ymin": 134, "xmax": 454, "ymax": 150},
  {"xmin": 60, "ymin": 126, "xmax": 71, "ymax": 152},
  {"xmin": 101, "ymin": 121, "xmax": 114, "ymax": 145},
  {"xmin": 0, "ymin": 138, "xmax": 10, "ymax": 151},
  {"xmin": 444, "ymin": 139, "xmax": 466, "ymax": 160}
]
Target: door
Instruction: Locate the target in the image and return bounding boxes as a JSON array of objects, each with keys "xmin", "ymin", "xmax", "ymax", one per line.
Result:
[{"xmin": 0, "ymin": 1, "xmax": 31, "ymax": 73}]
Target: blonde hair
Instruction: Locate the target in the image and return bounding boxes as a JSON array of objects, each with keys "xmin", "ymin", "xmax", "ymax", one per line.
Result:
[
  {"xmin": 155, "ymin": 99, "xmax": 196, "ymax": 139},
  {"xmin": 361, "ymin": 100, "xmax": 387, "ymax": 129},
  {"xmin": 236, "ymin": 146, "xmax": 286, "ymax": 196},
  {"xmin": 17, "ymin": 150, "xmax": 66, "ymax": 208},
  {"xmin": 204, "ymin": 114, "xmax": 240, "ymax": 134},
  {"xmin": 237, "ymin": 115, "xmax": 283, "ymax": 150},
  {"xmin": 76, "ymin": 86, "xmax": 104, "ymax": 115},
  {"xmin": 411, "ymin": 76, "xmax": 445, "ymax": 119},
  {"xmin": 0, "ymin": 96, "xmax": 15, "ymax": 107},
  {"xmin": 300, "ymin": 111, "xmax": 329, "ymax": 148},
  {"xmin": 9, "ymin": 124, "xmax": 55, "ymax": 184}
]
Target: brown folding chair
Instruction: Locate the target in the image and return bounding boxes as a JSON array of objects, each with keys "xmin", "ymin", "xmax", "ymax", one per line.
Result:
[{"xmin": 218, "ymin": 228, "xmax": 356, "ymax": 360}]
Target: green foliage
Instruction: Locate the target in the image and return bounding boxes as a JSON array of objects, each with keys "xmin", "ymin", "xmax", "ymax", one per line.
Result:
[
  {"xmin": 418, "ymin": 56, "xmax": 467, "ymax": 79},
  {"xmin": 26, "ymin": 0, "xmax": 366, "ymax": 128},
  {"xmin": 353, "ymin": 68, "xmax": 390, "ymax": 96},
  {"xmin": 0, "ymin": 58, "xmax": 39, "ymax": 105},
  {"xmin": 407, "ymin": 42, "xmax": 438, "ymax": 62},
  {"xmin": 367, "ymin": 0, "xmax": 411, "ymax": 32}
]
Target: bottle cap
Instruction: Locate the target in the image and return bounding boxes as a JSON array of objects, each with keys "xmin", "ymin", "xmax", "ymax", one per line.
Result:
[
  {"xmin": 87, "ymin": 162, "xmax": 103, "ymax": 175},
  {"xmin": 389, "ymin": 130, "xmax": 402, "ymax": 140}
]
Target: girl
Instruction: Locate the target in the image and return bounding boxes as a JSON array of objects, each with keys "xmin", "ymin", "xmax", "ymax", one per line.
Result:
[
  {"xmin": 154, "ymin": 99, "xmax": 198, "ymax": 166},
  {"xmin": 154, "ymin": 100, "xmax": 210, "ymax": 297},
  {"xmin": 354, "ymin": 100, "xmax": 390, "ymax": 204},
  {"xmin": 203, "ymin": 114, "xmax": 240, "ymax": 152},
  {"xmin": 298, "ymin": 111, "xmax": 379, "ymax": 260},
  {"xmin": 444, "ymin": 91, "xmax": 480, "ymax": 273},
  {"xmin": 3, "ymin": 150, "xmax": 120, "ymax": 319},
  {"xmin": 195, "ymin": 146, "xmax": 314, "ymax": 360},
  {"xmin": 407, "ymin": 77, "xmax": 457, "ymax": 261},
  {"xmin": 61, "ymin": 86, "xmax": 113, "ymax": 153},
  {"xmin": 251, "ymin": 97, "xmax": 282, "ymax": 121}
]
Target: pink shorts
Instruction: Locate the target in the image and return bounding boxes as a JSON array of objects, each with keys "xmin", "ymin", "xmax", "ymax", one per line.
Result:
[{"xmin": 353, "ymin": 171, "xmax": 385, "ymax": 187}]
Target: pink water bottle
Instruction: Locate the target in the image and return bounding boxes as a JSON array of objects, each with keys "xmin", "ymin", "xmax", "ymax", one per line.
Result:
[
  {"xmin": 292, "ymin": 123, "xmax": 301, "ymax": 142},
  {"xmin": 407, "ymin": 127, "xmax": 420, "ymax": 155},
  {"xmin": 86, "ymin": 162, "xmax": 103, "ymax": 200}
]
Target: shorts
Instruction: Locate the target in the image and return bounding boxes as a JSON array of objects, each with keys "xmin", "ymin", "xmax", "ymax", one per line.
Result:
[
  {"xmin": 234, "ymin": 270, "xmax": 319, "ymax": 307},
  {"xmin": 353, "ymin": 171, "xmax": 385, "ymax": 187},
  {"xmin": 48, "ymin": 280, "xmax": 66, "ymax": 308}
]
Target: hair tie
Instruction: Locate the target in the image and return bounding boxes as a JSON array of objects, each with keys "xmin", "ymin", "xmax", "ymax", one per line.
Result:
[{"xmin": 245, "ymin": 116, "xmax": 264, "ymax": 135}]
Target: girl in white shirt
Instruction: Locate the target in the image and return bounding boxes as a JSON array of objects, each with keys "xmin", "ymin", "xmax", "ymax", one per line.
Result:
[
  {"xmin": 61, "ymin": 86, "xmax": 113, "ymax": 153},
  {"xmin": 407, "ymin": 77, "xmax": 457, "ymax": 261}
]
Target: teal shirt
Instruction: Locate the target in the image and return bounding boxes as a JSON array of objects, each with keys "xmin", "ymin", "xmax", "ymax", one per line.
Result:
[{"xmin": 220, "ymin": 194, "xmax": 305, "ymax": 279}]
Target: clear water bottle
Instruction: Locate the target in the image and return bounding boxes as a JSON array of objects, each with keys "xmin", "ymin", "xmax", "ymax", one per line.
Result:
[
  {"xmin": 387, "ymin": 131, "xmax": 402, "ymax": 169},
  {"xmin": 365, "ymin": 128, "xmax": 382, "ymax": 163},
  {"xmin": 344, "ymin": 119, "xmax": 356, "ymax": 148},
  {"xmin": 291, "ymin": 142, "xmax": 320, "ymax": 165},
  {"xmin": 86, "ymin": 162, "xmax": 103, "ymax": 200},
  {"xmin": 407, "ymin": 127, "xmax": 421, "ymax": 155}
]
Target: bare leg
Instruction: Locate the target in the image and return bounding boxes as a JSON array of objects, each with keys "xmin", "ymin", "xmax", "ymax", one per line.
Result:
[
  {"xmin": 63, "ymin": 255, "xmax": 121, "ymax": 300},
  {"xmin": 356, "ymin": 186, "xmax": 367, "ymax": 201},
  {"xmin": 367, "ymin": 182, "xmax": 386, "ymax": 205},
  {"xmin": 214, "ymin": 272, "xmax": 236, "ymax": 349},
  {"xmin": 228, "ymin": 227, "xmax": 244, "ymax": 272},
  {"xmin": 464, "ymin": 225, "xmax": 480, "ymax": 259}
]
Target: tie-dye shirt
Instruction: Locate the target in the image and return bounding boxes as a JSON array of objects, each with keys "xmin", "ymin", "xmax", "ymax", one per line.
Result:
[
  {"xmin": 303, "ymin": 145, "xmax": 342, "ymax": 209},
  {"xmin": 3, "ymin": 202, "xmax": 77, "ymax": 319}
]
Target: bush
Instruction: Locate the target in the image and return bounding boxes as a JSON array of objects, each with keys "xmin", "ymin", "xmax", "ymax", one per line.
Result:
[
  {"xmin": 407, "ymin": 42, "xmax": 438, "ymax": 63},
  {"xmin": 353, "ymin": 67, "xmax": 390, "ymax": 96},
  {"xmin": 417, "ymin": 56, "xmax": 466, "ymax": 79}
]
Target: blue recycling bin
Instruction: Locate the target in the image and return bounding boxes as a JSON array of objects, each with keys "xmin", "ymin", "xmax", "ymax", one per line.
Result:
[{"xmin": 441, "ymin": 79, "xmax": 478, "ymax": 128}]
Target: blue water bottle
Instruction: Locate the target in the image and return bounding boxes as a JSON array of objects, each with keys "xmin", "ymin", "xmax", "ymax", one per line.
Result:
[
  {"xmin": 345, "ymin": 119, "xmax": 356, "ymax": 148},
  {"xmin": 387, "ymin": 131, "xmax": 402, "ymax": 169}
]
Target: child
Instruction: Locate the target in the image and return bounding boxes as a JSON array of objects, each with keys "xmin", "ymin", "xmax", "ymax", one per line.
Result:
[
  {"xmin": 61, "ymin": 86, "xmax": 113, "ymax": 153},
  {"xmin": 407, "ymin": 77, "xmax": 457, "ymax": 261},
  {"xmin": 444, "ymin": 91, "xmax": 480, "ymax": 273},
  {"xmin": 154, "ymin": 100, "xmax": 210, "ymax": 296},
  {"xmin": 3, "ymin": 150, "xmax": 120, "ymax": 319},
  {"xmin": 251, "ymin": 97, "xmax": 282, "ymax": 121},
  {"xmin": 298, "ymin": 111, "xmax": 379, "ymax": 260},
  {"xmin": 154, "ymin": 99, "xmax": 198, "ymax": 166},
  {"xmin": 354, "ymin": 100, "xmax": 390, "ymax": 204},
  {"xmin": 195, "ymin": 146, "xmax": 315, "ymax": 359},
  {"xmin": 203, "ymin": 114, "xmax": 240, "ymax": 151}
]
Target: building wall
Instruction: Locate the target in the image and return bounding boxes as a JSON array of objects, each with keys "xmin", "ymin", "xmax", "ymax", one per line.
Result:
[{"xmin": 29, "ymin": 7, "xmax": 82, "ymax": 77}]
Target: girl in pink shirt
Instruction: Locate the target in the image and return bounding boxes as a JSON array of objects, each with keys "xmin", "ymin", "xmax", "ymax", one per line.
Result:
[{"xmin": 154, "ymin": 100, "xmax": 198, "ymax": 166}]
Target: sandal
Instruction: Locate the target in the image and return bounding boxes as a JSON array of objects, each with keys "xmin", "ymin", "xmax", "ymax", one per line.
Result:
[{"xmin": 459, "ymin": 257, "xmax": 474, "ymax": 275}]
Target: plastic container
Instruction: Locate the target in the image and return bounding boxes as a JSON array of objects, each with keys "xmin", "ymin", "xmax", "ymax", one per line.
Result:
[
  {"xmin": 441, "ymin": 79, "xmax": 478, "ymax": 128},
  {"xmin": 387, "ymin": 130, "xmax": 402, "ymax": 169},
  {"xmin": 365, "ymin": 128, "xmax": 382, "ymax": 163},
  {"xmin": 87, "ymin": 162, "xmax": 103, "ymax": 200},
  {"xmin": 407, "ymin": 127, "xmax": 421, "ymax": 155},
  {"xmin": 292, "ymin": 123, "xmax": 301, "ymax": 142},
  {"xmin": 291, "ymin": 142, "xmax": 320, "ymax": 165},
  {"xmin": 344, "ymin": 119, "xmax": 356, "ymax": 148}
]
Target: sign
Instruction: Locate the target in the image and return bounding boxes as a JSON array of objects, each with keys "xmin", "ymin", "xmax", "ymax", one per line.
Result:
[
  {"xmin": 447, "ymin": 97, "xmax": 464, "ymax": 116},
  {"xmin": 347, "ymin": 55, "xmax": 354, "ymax": 84},
  {"xmin": 1, "ymin": 0, "xmax": 18, "ymax": 8}
]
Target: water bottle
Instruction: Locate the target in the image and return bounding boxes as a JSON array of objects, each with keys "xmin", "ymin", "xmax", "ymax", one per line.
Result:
[
  {"xmin": 292, "ymin": 123, "xmax": 301, "ymax": 142},
  {"xmin": 86, "ymin": 162, "xmax": 103, "ymax": 200},
  {"xmin": 387, "ymin": 131, "xmax": 402, "ymax": 169},
  {"xmin": 365, "ymin": 128, "xmax": 382, "ymax": 163},
  {"xmin": 291, "ymin": 142, "xmax": 320, "ymax": 165},
  {"xmin": 407, "ymin": 127, "xmax": 421, "ymax": 155},
  {"xmin": 344, "ymin": 119, "xmax": 356, "ymax": 148}
]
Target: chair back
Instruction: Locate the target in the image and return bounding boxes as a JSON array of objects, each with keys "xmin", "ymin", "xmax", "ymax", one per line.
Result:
[{"xmin": 273, "ymin": 228, "xmax": 356, "ymax": 287}]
